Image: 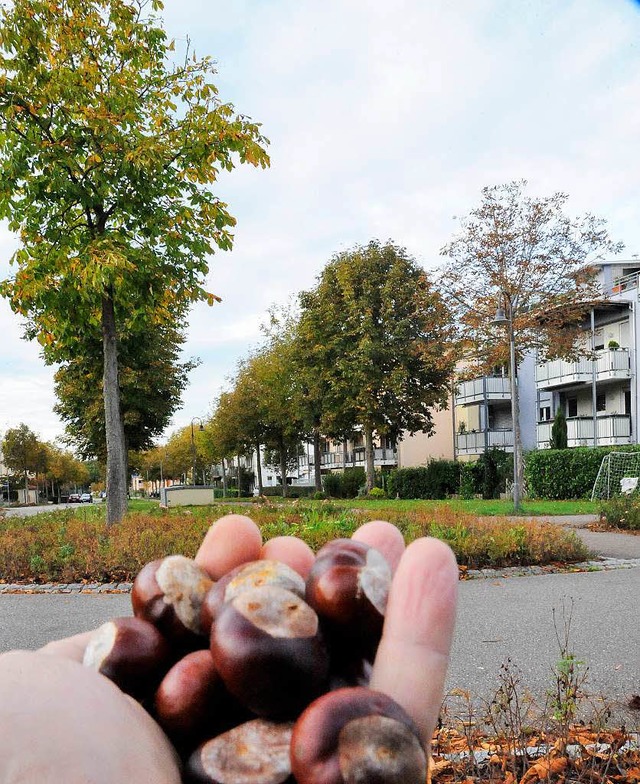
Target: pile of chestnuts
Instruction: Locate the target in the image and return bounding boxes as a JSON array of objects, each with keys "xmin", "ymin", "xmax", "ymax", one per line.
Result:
[{"xmin": 82, "ymin": 538, "xmax": 428, "ymax": 784}]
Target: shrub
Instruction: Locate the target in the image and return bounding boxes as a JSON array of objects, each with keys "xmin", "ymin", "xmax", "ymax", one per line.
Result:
[
  {"xmin": 473, "ymin": 448, "xmax": 512, "ymax": 499},
  {"xmin": 525, "ymin": 445, "xmax": 640, "ymax": 499},
  {"xmin": 261, "ymin": 485, "xmax": 317, "ymax": 498},
  {"xmin": 322, "ymin": 469, "xmax": 366, "ymax": 499},
  {"xmin": 367, "ymin": 487, "xmax": 386, "ymax": 499},
  {"xmin": 459, "ymin": 463, "xmax": 476, "ymax": 499},
  {"xmin": 388, "ymin": 461, "xmax": 461, "ymax": 500},
  {"xmin": 599, "ymin": 495, "xmax": 640, "ymax": 530}
]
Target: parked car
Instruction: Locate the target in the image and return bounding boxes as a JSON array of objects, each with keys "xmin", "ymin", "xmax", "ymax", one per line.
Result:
[
  {"xmin": 68, "ymin": 493, "xmax": 81, "ymax": 503},
  {"xmin": 80, "ymin": 493, "xmax": 93, "ymax": 504}
]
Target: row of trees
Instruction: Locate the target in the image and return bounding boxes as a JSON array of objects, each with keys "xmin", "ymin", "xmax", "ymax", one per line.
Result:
[{"xmin": 1, "ymin": 424, "xmax": 96, "ymax": 501}]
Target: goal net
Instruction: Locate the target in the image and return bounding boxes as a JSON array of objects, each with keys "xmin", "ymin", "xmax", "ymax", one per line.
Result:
[{"xmin": 591, "ymin": 451, "xmax": 640, "ymax": 501}]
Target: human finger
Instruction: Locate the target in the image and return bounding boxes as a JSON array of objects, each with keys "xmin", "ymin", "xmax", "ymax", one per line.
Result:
[
  {"xmin": 351, "ymin": 519, "xmax": 406, "ymax": 573},
  {"xmin": 369, "ymin": 537, "xmax": 458, "ymax": 743},
  {"xmin": 39, "ymin": 630, "xmax": 95, "ymax": 663},
  {"xmin": 259, "ymin": 536, "xmax": 315, "ymax": 579},
  {"xmin": 194, "ymin": 514, "xmax": 263, "ymax": 579}
]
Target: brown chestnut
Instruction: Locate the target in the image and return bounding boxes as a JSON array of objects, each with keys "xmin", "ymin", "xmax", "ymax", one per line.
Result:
[
  {"xmin": 290, "ymin": 687, "xmax": 427, "ymax": 784},
  {"xmin": 201, "ymin": 559, "xmax": 305, "ymax": 635},
  {"xmin": 82, "ymin": 616, "xmax": 172, "ymax": 699},
  {"xmin": 154, "ymin": 650, "xmax": 248, "ymax": 749},
  {"xmin": 210, "ymin": 585, "xmax": 329, "ymax": 719},
  {"xmin": 185, "ymin": 719, "xmax": 294, "ymax": 784},
  {"xmin": 132, "ymin": 555, "xmax": 213, "ymax": 648},
  {"xmin": 305, "ymin": 539, "xmax": 391, "ymax": 661}
]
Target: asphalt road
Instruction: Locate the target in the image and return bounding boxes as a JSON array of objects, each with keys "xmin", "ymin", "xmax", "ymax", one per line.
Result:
[{"xmin": 2, "ymin": 566, "xmax": 638, "ymax": 719}]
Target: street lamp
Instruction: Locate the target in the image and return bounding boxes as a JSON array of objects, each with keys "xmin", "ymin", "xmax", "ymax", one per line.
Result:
[
  {"xmin": 492, "ymin": 299, "xmax": 522, "ymax": 512},
  {"xmin": 191, "ymin": 417, "xmax": 205, "ymax": 486}
]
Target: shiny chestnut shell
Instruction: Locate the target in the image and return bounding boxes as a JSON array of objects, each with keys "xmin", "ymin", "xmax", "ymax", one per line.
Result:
[
  {"xmin": 290, "ymin": 687, "xmax": 427, "ymax": 784},
  {"xmin": 132, "ymin": 555, "xmax": 213, "ymax": 649},
  {"xmin": 82, "ymin": 616, "xmax": 172, "ymax": 699},
  {"xmin": 210, "ymin": 585, "xmax": 329, "ymax": 719}
]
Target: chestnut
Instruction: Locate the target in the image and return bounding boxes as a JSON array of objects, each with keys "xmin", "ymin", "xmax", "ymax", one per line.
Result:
[
  {"xmin": 185, "ymin": 718, "xmax": 294, "ymax": 784},
  {"xmin": 82, "ymin": 616, "xmax": 172, "ymax": 699},
  {"xmin": 201, "ymin": 559, "xmax": 305, "ymax": 635},
  {"xmin": 154, "ymin": 650, "xmax": 248, "ymax": 749},
  {"xmin": 290, "ymin": 687, "xmax": 427, "ymax": 784},
  {"xmin": 131, "ymin": 555, "xmax": 213, "ymax": 648},
  {"xmin": 305, "ymin": 539, "xmax": 391, "ymax": 662},
  {"xmin": 210, "ymin": 585, "xmax": 329, "ymax": 718}
]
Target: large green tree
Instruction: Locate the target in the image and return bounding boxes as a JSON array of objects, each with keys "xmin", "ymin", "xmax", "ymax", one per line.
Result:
[
  {"xmin": 0, "ymin": 0, "xmax": 269, "ymax": 524},
  {"xmin": 53, "ymin": 319, "xmax": 198, "ymax": 461},
  {"xmin": 298, "ymin": 239, "xmax": 456, "ymax": 491}
]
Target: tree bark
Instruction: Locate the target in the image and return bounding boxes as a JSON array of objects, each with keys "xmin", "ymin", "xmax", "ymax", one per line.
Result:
[
  {"xmin": 255, "ymin": 441, "xmax": 264, "ymax": 495},
  {"xmin": 221, "ymin": 458, "xmax": 227, "ymax": 498},
  {"xmin": 364, "ymin": 425, "xmax": 375, "ymax": 492},
  {"xmin": 279, "ymin": 441, "xmax": 288, "ymax": 498},
  {"xmin": 313, "ymin": 428, "xmax": 322, "ymax": 492},
  {"xmin": 102, "ymin": 290, "xmax": 128, "ymax": 526}
]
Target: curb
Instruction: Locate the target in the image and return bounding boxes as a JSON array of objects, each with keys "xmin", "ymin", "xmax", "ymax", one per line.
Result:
[{"xmin": 1, "ymin": 557, "xmax": 639, "ymax": 594}]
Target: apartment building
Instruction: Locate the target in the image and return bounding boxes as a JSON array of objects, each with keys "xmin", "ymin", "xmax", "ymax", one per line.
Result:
[{"xmin": 397, "ymin": 259, "xmax": 640, "ymax": 465}]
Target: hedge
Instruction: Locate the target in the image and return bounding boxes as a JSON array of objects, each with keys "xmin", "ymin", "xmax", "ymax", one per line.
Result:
[
  {"xmin": 322, "ymin": 468, "xmax": 367, "ymax": 499},
  {"xmin": 387, "ymin": 461, "xmax": 461, "ymax": 500},
  {"xmin": 524, "ymin": 445, "xmax": 640, "ymax": 499},
  {"xmin": 261, "ymin": 485, "xmax": 318, "ymax": 498}
]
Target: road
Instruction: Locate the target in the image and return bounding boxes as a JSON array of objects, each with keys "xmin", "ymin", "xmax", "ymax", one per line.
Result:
[
  {"xmin": 3, "ymin": 501, "xmax": 102, "ymax": 517},
  {"xmin": 1, "ymin": 566, "xmax": 638, "ymax": 720}
]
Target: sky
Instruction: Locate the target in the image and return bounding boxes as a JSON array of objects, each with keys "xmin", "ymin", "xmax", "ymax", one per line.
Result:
[{"xmin": 1, "ymin": 0, "xmax": 640, "ymax": 447}]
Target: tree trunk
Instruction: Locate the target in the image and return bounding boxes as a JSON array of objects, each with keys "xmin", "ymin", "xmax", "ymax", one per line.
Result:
[
  {"xmin": 221, "ymin": 458, "xmax": 227, "ymax": 498},
  {"xmin": 255, "ymin": 442, "xmax": 264, "ymax": 495},
  {"xmin": 23, "ymin": 467, "xmax": 28, "ymax": 504},
  {"xmin": 279, "ymin": 441, "xmax": 288, "ymax": 498},
  {"xmin": 364, "ymin": 425, "xmax": 375, "ymax": 492},
  {"xmin": 313, "ymin": 428, "xmax": 322, "ymax": 492},
  {"xmin": 102, "ymin": 291, "xmax": 128, "ymax": 526}
]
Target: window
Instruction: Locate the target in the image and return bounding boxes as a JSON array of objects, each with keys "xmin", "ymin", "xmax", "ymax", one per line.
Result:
[
  {"xmin": 539, "ymin": 406, "xmax": 551, "ymax": 422},
  {"xmin": 567, "ymin": 398, "xmax": 578, "ymax": 418},
  {"xmin": 596, "ymin": 394, "xmax": 606, "ymax": 412}
]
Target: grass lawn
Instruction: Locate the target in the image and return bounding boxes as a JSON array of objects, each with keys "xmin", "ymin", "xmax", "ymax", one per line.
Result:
[{"xmin": 126, "ymin": 496, "xmax": 598, "ymax": 517}]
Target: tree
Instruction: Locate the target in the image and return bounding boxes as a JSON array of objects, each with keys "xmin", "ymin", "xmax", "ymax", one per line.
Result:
[
  {"xmin": 439, "ymin": 180, "xmax": 622, "ymax": 505},
  {"xmin": 0, "ymin": 0, "xmax": 269, "ymax": 524},
  {"xmin": 298, "ymin": 239, "xmax": 456, "ymax": 491},
  {"xmin": 550, "ymin": 407, "xmax": 568, "ymax": 450},
  {"xmin": 2, "ymin": 424, "xmax": 40, "ymax": 499},
  {"xmin": 53, "ymin": 320, "xmax": 198, "ymax": 461}
]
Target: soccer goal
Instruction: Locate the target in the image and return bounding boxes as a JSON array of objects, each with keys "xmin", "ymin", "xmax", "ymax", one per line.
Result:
[{"xmin": 591, "ymin": 451, "xmax": 640, "ymax": 501}]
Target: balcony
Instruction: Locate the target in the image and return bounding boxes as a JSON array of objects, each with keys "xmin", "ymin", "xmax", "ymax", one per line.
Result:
[
  {"xmin": 536, "ymin": 414, "xmax": 632, "ymax": 448},
  {"xmin": 454, "ymin": 376, "xmax": 510, "ymax": 405},
  {"xmin": 455, "ymin": 429, "xmax": 514, "ymax": 457},
  {"xmin": 536, "ymin": 348, "xmax": 631, "ymax": 390},
  {"xmin": 320, "ymin": 448, "xmax": 397, "ymax": 470}
]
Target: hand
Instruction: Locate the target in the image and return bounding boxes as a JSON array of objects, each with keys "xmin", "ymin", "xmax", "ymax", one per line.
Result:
[{"xmin": 0, "ymin": 515, "xmax": 458, "ymax": 783}]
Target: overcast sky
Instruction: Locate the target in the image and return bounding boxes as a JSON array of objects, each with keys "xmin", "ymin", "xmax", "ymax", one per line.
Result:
[{"xmin": 1, "ymin": 0, "xmax": 640, "ymax": 447}]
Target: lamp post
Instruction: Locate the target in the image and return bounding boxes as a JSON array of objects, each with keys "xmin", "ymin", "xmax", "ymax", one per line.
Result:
[
  {"xmin": 492, "ymin": 299, "xmax": 522, "ymax": 512},
  {"xmin": 191, "ymin": 417, "xmax": 204, "ymax": 486}
]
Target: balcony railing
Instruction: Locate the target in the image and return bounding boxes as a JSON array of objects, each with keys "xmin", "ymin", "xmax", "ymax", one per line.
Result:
[
  {"xmin": 537, "ymin": 414, "xmax": 631, "ymax": 448},
  {"xmin": 320, "ymin": 448, "xmax": 398, "ymax": 469},
  {"xmin": 536, "ymin": 348, "xmax": 631, "ymax": 390},
  {"xmin": 454, "ymin": 376, "xmax": 511, "ymax": 405},
  {"xmin": 603, "ymin": 271, "xmax": 639, "ymax": 297},
  {"xmin": 455, "ymin": 429, "xmax": 514, "ymax": 456}
]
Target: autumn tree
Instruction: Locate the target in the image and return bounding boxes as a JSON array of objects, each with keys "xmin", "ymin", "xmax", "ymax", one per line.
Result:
[
  {"xmin": 0, "ymin": 0, "xmax": 269, "ymax": 524},
  {"xmin": 439, "ymin": 180, "xmax": 622, "ymax": 505},
  {"xmin": 2, "ymin": 424, "xmax": 41, "ymax": 498},
  {"xmin": 53, "ymin": 319, "xmax": 198, "ymax": 461},
  {"xmin": 298, "ymin": 240, "xmax": 456, "ymax": 492}
]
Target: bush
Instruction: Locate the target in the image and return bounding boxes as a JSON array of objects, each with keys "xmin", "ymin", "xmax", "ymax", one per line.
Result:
[
  {"xmin": 525, "ymin": 446, "xmax": 640, "ymax": 499},
  {"xmin": 459, "ymin": 463, "xmax": 476, "ymax": 499},
  {"xmin": 599, "ymin": 495, "xmax": 640, "ymax": 530},
  {"xmin": 322, "ymin": 469, "xmax": 366, "ymax": 499},
  {"xmin": 261, "ymin": 485, "xmax": 317, "ymax": 498},
  {"xmin": 473, "ymin": 448, "xmax": 512, "ymax": 500},
  {"xmin": 388, "ymin": 461, "xmax": 461, "ymax": 500},
  {"xmin": 367, "ymin": 487, "xmax": 386, "ymax": 499}
]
